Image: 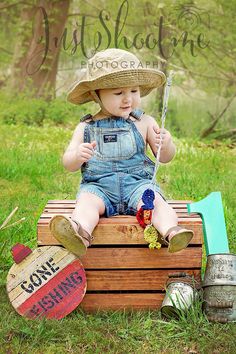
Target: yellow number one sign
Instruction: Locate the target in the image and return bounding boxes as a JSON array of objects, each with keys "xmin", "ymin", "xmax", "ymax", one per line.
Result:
[{"xmin": 187, "ymin": 192, "xmax": 229, "ymax": 256}]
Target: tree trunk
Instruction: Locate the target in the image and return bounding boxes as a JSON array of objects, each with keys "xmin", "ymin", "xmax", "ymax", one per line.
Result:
[
  {"xmin": 9, "ymin": 0, "xmax": 70, "ymax": 100},
  {"xmin": 200, "ymin": 93, "xmax": 236, "ymax": 138}
]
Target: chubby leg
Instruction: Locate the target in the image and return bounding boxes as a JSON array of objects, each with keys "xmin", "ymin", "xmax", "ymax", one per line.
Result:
[
  {"xmin": 72, "ymin": 192, "xmax": 106, "ymax": 236},
  {"xmin": 137, "ymin": 192, "xmax": 193, "ymax": 252},
  {"xmin": 50, "ymin": 192, "xmax": 105, "ymax": 257}
]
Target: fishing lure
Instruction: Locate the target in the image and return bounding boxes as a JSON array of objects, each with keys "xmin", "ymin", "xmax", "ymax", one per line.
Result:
[{"xmin": 136, "ymin": 72, "xmax": 173, "ymax": 249}]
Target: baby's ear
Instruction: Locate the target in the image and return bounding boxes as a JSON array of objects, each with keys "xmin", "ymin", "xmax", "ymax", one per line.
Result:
[
  {"xmin": 90, "ymin": 90, "xmax": 100, "ymax": 103},
  {"xmin": 95, "ymin": 90, "xmax": 100, "ymax": 98}
]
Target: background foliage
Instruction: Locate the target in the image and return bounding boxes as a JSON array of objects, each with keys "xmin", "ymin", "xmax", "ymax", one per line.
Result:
[{"xmin": 0, "ymin": 0, "xmax": 235, "ymax": 138}]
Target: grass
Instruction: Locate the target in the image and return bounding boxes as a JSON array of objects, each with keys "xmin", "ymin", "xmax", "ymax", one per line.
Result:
[{"xmin": 0, "ymin": 123, "xmax": 236, "ymax": 353}]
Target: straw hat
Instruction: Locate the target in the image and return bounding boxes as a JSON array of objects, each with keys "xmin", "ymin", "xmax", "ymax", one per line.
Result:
[{"xmin": 67, "ymin": 48, "xmax": 166, "ymax": 105}]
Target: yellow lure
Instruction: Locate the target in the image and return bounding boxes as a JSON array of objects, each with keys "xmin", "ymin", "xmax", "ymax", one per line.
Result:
[{"xmin": 144, "ymin": 225, "xmax": 161, "ymax": 250}]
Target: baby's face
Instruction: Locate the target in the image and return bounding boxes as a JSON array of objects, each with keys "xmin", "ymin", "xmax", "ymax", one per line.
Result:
[{"xmin": 98, "ymin": 86, "xmax": 141, "ymax": 118}]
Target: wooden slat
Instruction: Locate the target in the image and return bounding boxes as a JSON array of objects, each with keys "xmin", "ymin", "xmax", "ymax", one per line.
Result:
[
  {"xmin": 37, "ymin": 223, "xmax": 202, "ymax": 246},
  {"xmin": 43, "ymin": 200, "xmax": 195, "ymax": 213},
  {"xmin": 81, "ymin": 247, "xmax": 202, "ymax": 269},
  {"xmin": 80, "ymin": 293, "xmax": 164, "ymax": 311},
  {"xmin": 43, "ymin": 204, "xmax": 192, "ymax": 211},
  {"xmin": 45, "ymin": 201, "xmax": 191, "ymax": 209},
  {"xmin": 38, "ymin": 216, "xmax": 200, "ymax": 223},
  {"xmin": 38, "ymin": 215, "xmax": 202, "ymax": 224},
  {"xmin": 42, "ymin": 209, "xmax": 197, "ymax": 216},
  {"xmin": 86, "ymin": 269, "xmax": 201, "ymax": 291},
  {"xmin": 43, "ymin": 207, "xmax": 194, "ymax": 214},
  {"xmin": 40, "ymin": 212, "xmax": 200, "ymax": 219},
  {"xmin": 46, "ymin": 199, "xmax": 192, "ymax": 204}
]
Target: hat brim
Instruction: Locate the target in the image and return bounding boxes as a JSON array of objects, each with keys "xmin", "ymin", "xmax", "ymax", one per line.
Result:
[{"xmin": 67, "ymin": 69, "xmax": 166, "ymax": 105}]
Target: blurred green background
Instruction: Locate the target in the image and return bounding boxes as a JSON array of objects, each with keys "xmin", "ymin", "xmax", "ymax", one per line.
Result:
[{"xmin": 0, "ymin": 0, "xmax": 235, "ymax": 139}]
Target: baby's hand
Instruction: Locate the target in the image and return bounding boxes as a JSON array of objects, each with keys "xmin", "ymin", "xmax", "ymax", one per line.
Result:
[
  {"xmin": 153, "ymin": 126, "xmax": 172, "ymax": 151},
  {"xmin": 77, "ymin": 141, "xmax": 96, "ymax": 163}
]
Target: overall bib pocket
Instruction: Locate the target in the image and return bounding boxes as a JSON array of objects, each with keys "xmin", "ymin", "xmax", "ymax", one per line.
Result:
[{"xmin": 90, "ymin": 127, "xmax": 137, "ymax": 161}]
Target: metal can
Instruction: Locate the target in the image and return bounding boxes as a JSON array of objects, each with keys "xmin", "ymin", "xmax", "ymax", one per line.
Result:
[
  {"xmin": 203, "ymin": 285, "xmax": 236, "ymax": 323},
  {"xmin": 161, "ymin": 273, "xmax": 199, "ymax": 318},
  {"xmin": 203, "ymin": 254, "xmax": 236, "ymax": 323},
  {"xmin": 203, "ymin": 253, "xmax": 236, "ymax": 287}
]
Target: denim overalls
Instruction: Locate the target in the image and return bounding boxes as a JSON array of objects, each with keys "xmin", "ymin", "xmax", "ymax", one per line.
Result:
[{"xmin": 77, "ymin": 109, "xmax": 163, "ymax": 217}]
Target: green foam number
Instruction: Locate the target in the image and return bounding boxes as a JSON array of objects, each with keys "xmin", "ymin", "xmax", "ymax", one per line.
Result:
[{"xmin": 187, "ymin": 192, "xmax": 229, "ymax": 256}]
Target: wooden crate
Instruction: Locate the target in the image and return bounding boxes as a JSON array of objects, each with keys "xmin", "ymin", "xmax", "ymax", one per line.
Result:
[{"xmin": 37, "ymin": 200, "xmax": 203, "ymax": 312}]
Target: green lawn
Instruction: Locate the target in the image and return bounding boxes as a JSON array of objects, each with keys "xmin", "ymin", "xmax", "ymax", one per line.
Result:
[{"xmin": 0, "ymin": 123, "xmax": 236, "ymax": 353}]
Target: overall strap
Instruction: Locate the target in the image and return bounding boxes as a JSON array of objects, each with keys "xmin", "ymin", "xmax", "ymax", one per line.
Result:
[
  {"xmin": 80, "ymin": 113, "xmax": 93, "ymax": 123},
  {"xmin": 81, "ymin": 114, "xmax": 95, "ymax": 143},
  {"xmin": 127, "ymin": 109, "xmax": 146, "ymax": 149},
  {"xmin": 129, "ymin": 108, "xmax": 144, "ymax": 121},
  {"xmin": 83, "ymin": 124, "xmax": 91, "ymax": 143}
]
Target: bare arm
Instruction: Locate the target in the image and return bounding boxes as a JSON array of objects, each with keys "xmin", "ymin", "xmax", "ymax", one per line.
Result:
[
  {"xmin": 146, "ymin": 115, "xmax": 176, "ymax": 163},
  {"xmin": 63, "ymin": 122, "xmax": 96, "ymax": 172}
]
